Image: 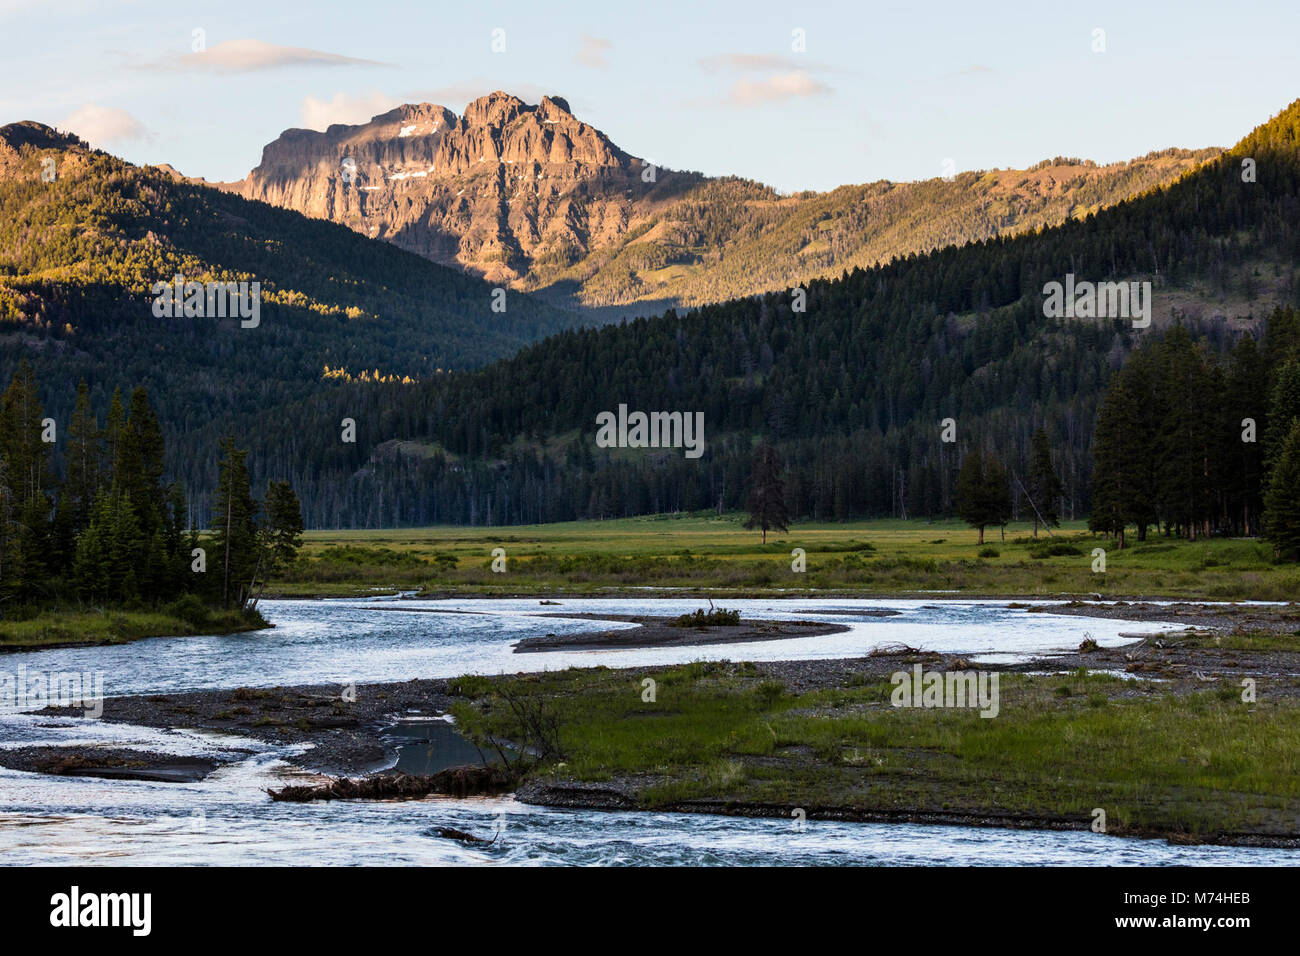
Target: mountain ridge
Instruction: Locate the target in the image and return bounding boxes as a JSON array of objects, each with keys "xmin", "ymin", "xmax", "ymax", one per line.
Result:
[
  {"xmin": 252, "ymin": 96, "xmax": 1300, "ymax": 527},
  {"xmin": 2, "ymin": 95, "xmax": 1294, "ymax": 528},
  {"xmin": 0, "ymin": 117, "xmax": 581, "ymax": 520},
  {"xmin": 214, "ymin": 91, "xmax": 664, "ymax": 291},
  {"xmin": 210, "ymin": 90, "xmax": 1221, "ymax": 315}
]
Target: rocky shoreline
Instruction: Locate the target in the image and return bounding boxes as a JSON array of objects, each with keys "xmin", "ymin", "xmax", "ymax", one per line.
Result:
[
  {"xmin": 0, "ymin": 745, "xmax": 225, "ymax": 783},
  {"xmin": 1022, "ymin": 598, "xmax": 1300, "ymax": 633},
  {"xmin": 2, "ymin": 678, "xmax": 459, "ymax": 781},
  {"xmin": 511, "ymin": 778, "xmax": 1300, "ymax": 848},
  {"xmin": 514, "ymin": 613, "xmax": 852, "ymax": 652}
]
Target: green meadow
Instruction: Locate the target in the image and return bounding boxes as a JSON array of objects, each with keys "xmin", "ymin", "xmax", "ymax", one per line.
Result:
[
  {"xmin": 274, "ymin": 513, "xmax": 1300, "ymax": 602},
  {"xmin": 0, "ymin": 604, "xmax": 266, "ymax": 650},
  {"xmin": 450, "ymin": 662, "xmax": 1300, "ymax": 842}
]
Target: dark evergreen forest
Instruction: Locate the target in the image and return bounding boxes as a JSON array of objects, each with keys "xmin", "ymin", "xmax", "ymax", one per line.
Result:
[
  {"xmin": 215, "ymin": 101, "xmax": 1300, "ymax": 528},
  {"xmin": 5, "ymin": 99, "xmax": 1300, "ymax": 530}
]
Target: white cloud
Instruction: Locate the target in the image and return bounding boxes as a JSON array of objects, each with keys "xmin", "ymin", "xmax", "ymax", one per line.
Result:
[
  {"xmin": 150, "ymin": 38, "xmax": 393, "ymax": 73},
  {"xmin": 575, "ymin": 35, "xmax": 612, "ymax": 69},
  {"xmin": 699, "ymin": 53, "xmax": 838, "ymax": 73},
  {"xmin": 299, "ymin": 91, "xmax": 400, "ymax": 131},
  {"xmin": 727, "ymin": 71, "xmax": 831, "ymax": 106},
  {"xmin": 61, "ymin": 104, "xmax": 148, "ymax": 145},
  {"xmin": 701, "ymin": 53, "xmax": 796, "ymax": 72},
  {"xmin": 696, "ymin": 53, "xmax": 838, "ymax": 109}
]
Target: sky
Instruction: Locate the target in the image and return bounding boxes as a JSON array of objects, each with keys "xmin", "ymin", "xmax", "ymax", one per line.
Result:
[{"xmin": 2, "ymin": 0, "xmax": 1298, "ymax": 193}]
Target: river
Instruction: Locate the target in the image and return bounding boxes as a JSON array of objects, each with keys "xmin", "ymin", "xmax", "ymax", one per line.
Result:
[{"xmin": 1, "ymin": 597, "xmax": 1295, "ymax": 866}]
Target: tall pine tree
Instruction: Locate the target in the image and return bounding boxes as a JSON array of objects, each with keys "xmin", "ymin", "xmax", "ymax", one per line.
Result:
[
  {"xmin": 211, "ymin": 437, "xmax": 260, "ymax": 609},
  {"xmin": 743, "ymin": 442, "xmax": 790, "ymax": 544},
  {"xmin": 1025, "ymin": 428, "xmax": 1063, "ymax": 536}
]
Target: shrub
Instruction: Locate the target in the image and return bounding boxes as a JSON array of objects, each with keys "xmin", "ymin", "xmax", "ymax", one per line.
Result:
[
  {"xmin": 668, "ymin": 607, "xmax": 741, "ymax": 628},
  {"xmin": 753, "ymin": 680, "xmax": 785, "ymax": 707},
  {"xmin": 1030, "ymin": 542, "xmax": 1084, "ymax": 559},
  {"xmin": 163, "ymin": 593, "xmax": 210, "ymax": 628},
  {"xmin": 820, "ymin": 540, "xmax": 877, "ymax": 553}
]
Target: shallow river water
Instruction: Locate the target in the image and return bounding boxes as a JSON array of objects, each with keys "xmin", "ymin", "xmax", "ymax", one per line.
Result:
[{"xmin": 0, "ymin": 597, "xmax": 1295, "ymax": 866}]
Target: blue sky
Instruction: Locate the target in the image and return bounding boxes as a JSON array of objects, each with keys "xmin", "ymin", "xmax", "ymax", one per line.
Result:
[{"xmin": 2, "ymin": 0, "xmax": 1298, "ymax": 192}]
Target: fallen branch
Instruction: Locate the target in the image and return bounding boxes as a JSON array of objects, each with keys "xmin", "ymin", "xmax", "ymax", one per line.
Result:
[
  {"xmin": 433, "ymin": 826, "xmax": 497, "ymax": 845},
  {"xmin": 867, "ymin": 642, "xmax": 934, "ymax": 657},
  {"xmin": 266, "ymin": 766, "xmax": 514, "ymax": 803}
]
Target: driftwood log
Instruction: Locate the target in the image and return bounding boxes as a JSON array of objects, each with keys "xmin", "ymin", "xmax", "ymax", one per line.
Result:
[
  {"xmin": 266, "ymin": 766, "xmax": 514, "ymax": 803},
  {"xmin": 433, "ymin": 827, "xmax": 497, "ymax": 845}
]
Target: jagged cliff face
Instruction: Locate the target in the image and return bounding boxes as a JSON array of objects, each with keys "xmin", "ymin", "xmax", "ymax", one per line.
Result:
[
  {"xmin": 223, "ymin": 91, "xmax": 1218, "ymax": 312},
  {"xmin": 228, "ymin": 92, "xmax": 662, "ymax": 286}
]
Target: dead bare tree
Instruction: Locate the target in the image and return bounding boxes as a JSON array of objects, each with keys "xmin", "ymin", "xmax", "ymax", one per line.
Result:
[{"xmin": 491, "ymin": 684, "xmax": 565, "ymax": 766}]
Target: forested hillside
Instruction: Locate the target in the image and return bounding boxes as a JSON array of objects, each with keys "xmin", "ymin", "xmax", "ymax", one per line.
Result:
[
  {"xmin": 3, "ymin": 95, "xmax": 1297, "ymax": 530},
  {"xmin": 0, "ymin": 120, "xmax": 580, "ymax": 520},
  {"xmin": 250, "ymin": 98, "xmax": 1300, "ymax": 528},
  {"xmin": 562, "ymin": 149, "xmax": 1221, "ymax": 311}
]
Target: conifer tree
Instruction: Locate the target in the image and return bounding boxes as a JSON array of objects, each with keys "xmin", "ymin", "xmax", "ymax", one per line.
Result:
[
  {"xmin": 72, "ymin": 491, "xmax": 142, "ymax": 601},
  {"xmin": 0, "ymin": 363, "xmax": 51, "ymax": 600},
  {"xmin": 1026, "ymin": 429, "xmax": 1063, "ymax": 536},
  {"xmin": 1089, "ymin": 354, "xmax": 1159, "ymax": 546},
  {"xmin": 103, "ymin": 388, "xmax": 125, "ymax": 488},
  {"xmin": 1156, "ymin": 327, "xmax": 1215, "ymax": 539},
  {"xmin": 1225, "ymin": 336, "xmax": 1267, "ymax": 535},
  {"xmin": 65, "ymin": 381, "xmax": 101, "ymax": 532},
  {"xmin": 211, "ymin": 437, "xmax": 259, "ymax": 609},
  {"xmin": 49, "ymin": 490, "xmax": 78, "ymax": 579},
  {"xmin": 743, "ymin": 442, "xmax": 790, "ymax": 544},
  {"xmin": 1264, "ymin": 362, "xmax": 1300, "ymax": 475},
  {"xmin": 72, "ymin": 493, "xmax": 114, "ymax": 600},
  {"xmin": 113, "ymin": 388, "xmax": 169, "ymax": 599},
  {"xmin": 162, "ymin": 482, "xmax": 192, "ymax": 596},
  {"xmin": 123, "ymin": 387, "xmax": 166, "ymax": 526},
  {"xmin": 107, "ymin": 492, "xmax": 144, "ymax": 602},
  {"xmin": 955, "ymin": 450, "xmax": 1010, "ymax": 544},
  {"xmin": 0, "ymin": 360, "xmax": 50, "ymax": 507},
  {"xmin": 0, "ymin": 458, "xmax": 13, "ymax": 599},
  {"xmin": 262, "ymin": 481, "xmax": 304, "ymax": 574},
  {"xmin": 1263, "ymin": 419, "xmax": 1300, "ymax": 561},
  {"xmin": 1122, "ymin": 347, "xmax": 1164, "ymax": 542},
  {"xmin": 985, "ymin": 456, "xmax": 1013, "ymax": 541}
]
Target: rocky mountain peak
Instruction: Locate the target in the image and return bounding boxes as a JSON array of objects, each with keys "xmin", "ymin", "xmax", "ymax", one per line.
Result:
[
  {"xmin": 0, "ymin": 121, "xmax": 91, "ymax": 179},
  {"xmin": 223, "ymin": 91, "xmax": 643, "ymax": 286},
  {"xmin": 252, "ymin": 101, "xmax": 456, "ymax": 178},
  {"xmin": 437, "ymin": 90, "xmax": 627, "ymax": 174},
  {"xmin": 461, "ymin": 91, "xmax": 528, "ymax": 128},
  {"xmin": 540, "ymin": 95, "xmax": 572, "ymax": 117},
  {"xmin": 0, "ymin": 121, "xmax": 86, "ymax": 152}
]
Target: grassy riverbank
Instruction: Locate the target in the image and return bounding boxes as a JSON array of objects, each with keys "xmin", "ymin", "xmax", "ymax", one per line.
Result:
[
  {"xmin": 450, "ymin": 658, "xmax": 1300, "ymax": 845},
  {"xmin": 272, "ymin": 514, "xmax": 1300, "ymax": 602},
  {"xmin": 0, "ymin": 604, "xmax": 268, "ymax": 650}
]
